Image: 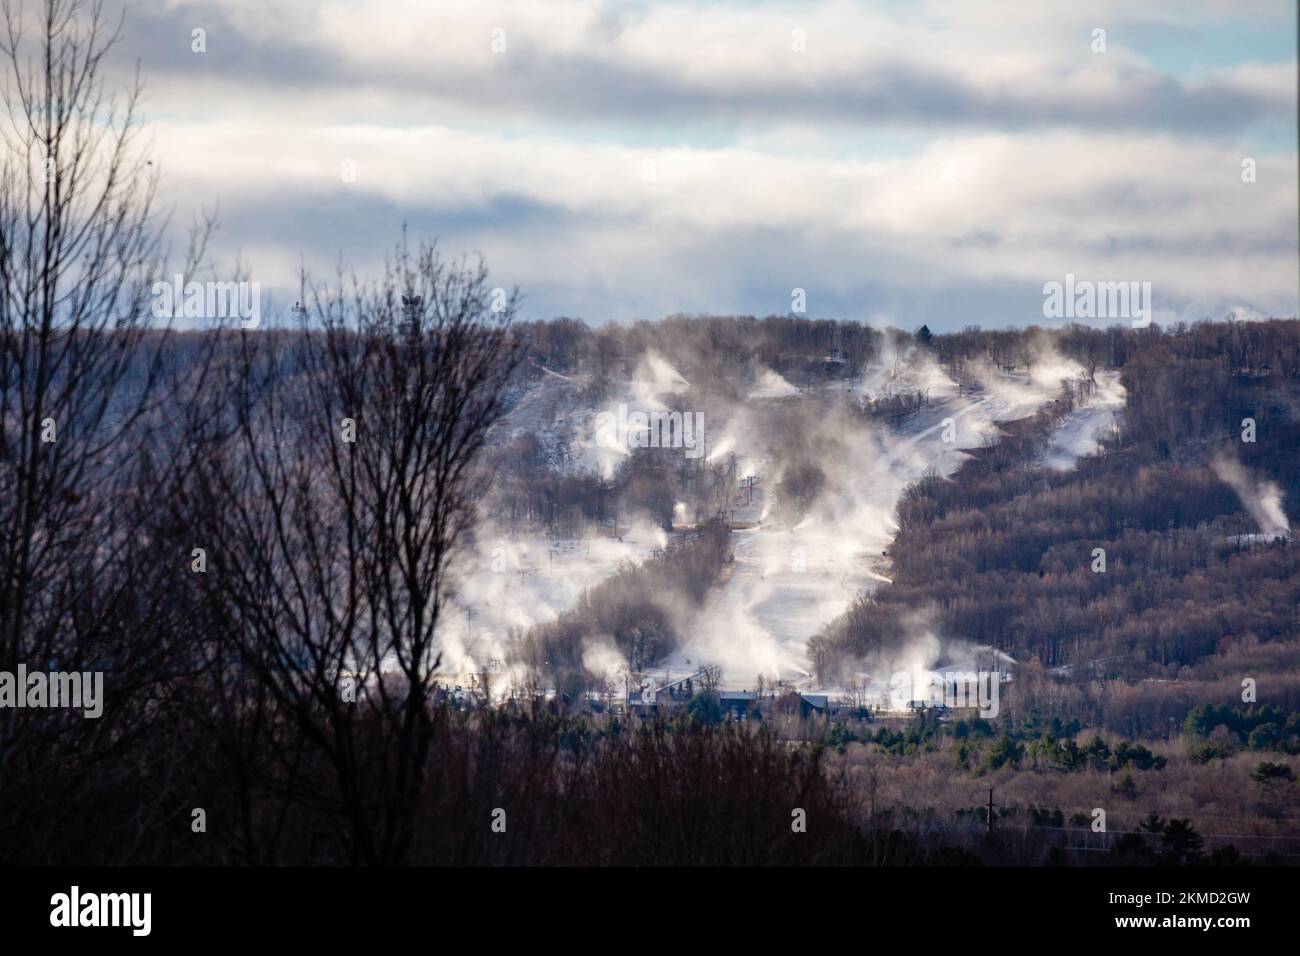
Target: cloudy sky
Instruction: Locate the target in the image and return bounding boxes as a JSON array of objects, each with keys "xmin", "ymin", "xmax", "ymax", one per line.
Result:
[{"xmin": 109, "ymin": 0, "xmax": 1297, "ymax": 329}]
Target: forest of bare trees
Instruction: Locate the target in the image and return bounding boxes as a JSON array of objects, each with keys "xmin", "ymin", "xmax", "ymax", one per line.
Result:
[{"xmin": 812, "ymin": 320, "xmax": 1300, "ymax": 738}]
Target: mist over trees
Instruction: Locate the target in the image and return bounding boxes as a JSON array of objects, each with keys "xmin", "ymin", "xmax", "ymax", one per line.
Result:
[{"xmin": 813, "ymin": 319, "xmax": 1300, "ymax": 736}]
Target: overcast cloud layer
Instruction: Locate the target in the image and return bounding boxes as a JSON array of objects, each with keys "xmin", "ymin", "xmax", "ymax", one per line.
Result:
[{"xmin": 112, "ymin": 0, "xmax": 1297, "ymax": 329}]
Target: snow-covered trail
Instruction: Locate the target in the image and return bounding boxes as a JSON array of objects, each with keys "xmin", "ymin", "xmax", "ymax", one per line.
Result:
[
  {"xmin": 441, "ymin": 523, "xmax": 669, "ymax": 681},
  {"xmin": 444, "ymin": 348, "xmax": 1129, "ymax": 695},
  {"xmin": 1043, "ymin": 370, "xmax": 1126, "ymax": 470},
  {"xmin": 666, "ymin": 369, "xmax": 1120, "ymax": 689},
  {"xmin": 437, "ymin": 351, "xmax": 691, "ymax": 686}
]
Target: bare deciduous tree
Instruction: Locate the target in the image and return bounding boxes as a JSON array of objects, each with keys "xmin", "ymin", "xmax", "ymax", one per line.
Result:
[
  {"xmin": 0, "ymin": 0, "xmax": 211, "ymax": 861},
  {"xmin": 182, "ymin": 240, "xmax": 521, "ymax": 863}
]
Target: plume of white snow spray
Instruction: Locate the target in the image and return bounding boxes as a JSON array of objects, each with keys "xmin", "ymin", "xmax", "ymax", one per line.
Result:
[{"xmin": 1213, "ymin": 456, "xmax": 1290, "ymax": 539}]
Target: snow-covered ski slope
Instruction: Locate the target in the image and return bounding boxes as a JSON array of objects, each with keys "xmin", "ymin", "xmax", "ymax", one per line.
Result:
[{"xmin": 446, "ymin": 345, "xmax": 1128, "ymax": 692}]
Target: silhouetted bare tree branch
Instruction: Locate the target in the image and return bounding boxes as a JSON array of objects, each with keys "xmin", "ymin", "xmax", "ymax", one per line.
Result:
[
  {"xmin": 0, "ymin": 0, "xmax": 212, "ymax": 860},
  {"xmin": 180, "ymin": 239, "xmax": 522, "ymax": 863}
]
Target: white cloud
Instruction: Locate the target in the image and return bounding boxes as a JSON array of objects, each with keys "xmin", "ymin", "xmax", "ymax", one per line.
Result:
[{"xmin": 114, "ymin": 0, "xmax": 1296, "ymax": 326}]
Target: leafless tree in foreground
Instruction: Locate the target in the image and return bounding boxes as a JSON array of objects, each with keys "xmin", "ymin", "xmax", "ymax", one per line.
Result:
[
  {"xmin": 0, "ymin": 0, "xmax": 213, "ymax": 859},
  {"xmin": 181, "ymin": 242, "xmax": 522, "ymax": 863}
]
